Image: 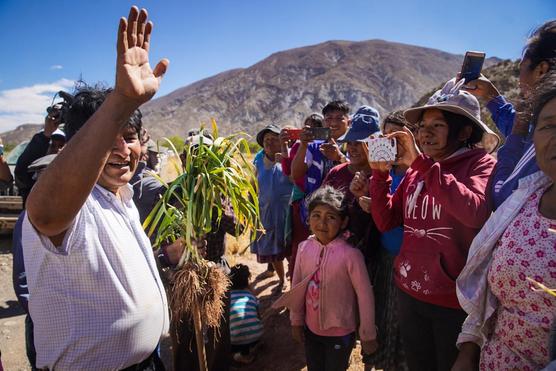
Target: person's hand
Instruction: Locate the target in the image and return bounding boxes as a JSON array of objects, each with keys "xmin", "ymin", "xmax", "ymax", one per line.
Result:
[
  {"xmin": 279, "ymin": 126, "xmax": 295, "ymax": 144},
  {"xmin": 162, "ymin": 237, "xmax": 185, "ymax": 265},
  {"xmin": 460, "ymin": 74, "xmax": 501, "ymax": 102},
  {"xmin": 512, "ymin": 97, "xmax": 532, "ymax": 137},
  {"xmin": 192, "ymin": 238, "xmax": 208, "ymax": 259},
  {"xmin": 320, "ymin": 138, "xmax": 342, "ymax": 162},
  {"xmin": 275, "ymin": 153, "xmax": 285, "ymax": 162},
  {"xmin": 114, "ymin": 7, "xmax": 169, "ymax": 107},
  {"xmin": 299, "ymin": 126, "xmax": 314, "ymax": 145},
  {"xmin": 389, "ymin": 128, "xmax": 421, "ymax": 168},
  {"xmin": 44, "ymin": 108, "xmax": 62, "ymax": 137},
  {"xmin": 292, "ymin": 326, "xmax": 305, "ymax": 343},
  {"xmin": 350, "ymin": 171, "xmax": 369, "ymax": 198},
  {"xmin": 361, "ymin": 339, "xmax": 379, "ymax": 355},
  {"xmin": 358, "ymin": 196, "xmax": 372, "ymax": 214},
  {"xmin": 450, "ymin": 342, "xmax": 480, "ymax": 371},
  {"xmin": 369, "ymin": 161, "xmax": 392, "ymax": 173}
]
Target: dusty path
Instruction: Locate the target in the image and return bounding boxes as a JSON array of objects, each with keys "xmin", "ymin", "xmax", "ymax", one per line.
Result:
[{"xmin": 0, "ymin": 234, "xmax": 366, "ymax": 371}]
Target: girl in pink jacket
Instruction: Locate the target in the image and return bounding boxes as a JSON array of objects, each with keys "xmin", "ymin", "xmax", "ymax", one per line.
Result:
[{"xmin": 289, "ymin": 185, "xmax": 377, "ymax": 371}]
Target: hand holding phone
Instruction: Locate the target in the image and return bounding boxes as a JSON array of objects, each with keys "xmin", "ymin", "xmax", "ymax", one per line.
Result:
[
  {"xmin": 460, "ymin": 51, "xmax": 486, "ymax": 84},
  {"xmin": 368, "ymin": 137, "xmax": 397, "ymax": 162}
]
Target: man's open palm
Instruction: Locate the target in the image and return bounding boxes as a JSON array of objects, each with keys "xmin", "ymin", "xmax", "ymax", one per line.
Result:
[{"xmin": 116, "ymin": 6, "xmax": 169, "ymax": 105}]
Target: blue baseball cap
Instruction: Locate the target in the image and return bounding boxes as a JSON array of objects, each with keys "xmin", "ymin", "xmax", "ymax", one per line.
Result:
[{"xmin": 337, "ymin": 105, "xmax": 381, "ymax": 142}]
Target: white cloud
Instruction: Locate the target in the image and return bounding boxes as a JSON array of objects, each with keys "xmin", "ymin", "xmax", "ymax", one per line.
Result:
[
  {"xmin": 0, "ymin": 78, "xmax": 75, "ymax": 133},
  {"xmin": 50, "ymin": 65, "xmax": 63, "ymax": 70}
]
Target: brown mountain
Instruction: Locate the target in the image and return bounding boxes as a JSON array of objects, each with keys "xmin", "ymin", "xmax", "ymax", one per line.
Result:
[
  {"xmin": 141, "ymin": 39, "xmax": 500, "ymax": 139},
  {"xmin": 0, "ymin": 124, "xmax": 42, "ymax": 147},
  {"xmin": 1, "ymin": 40, "xmax": 504, "ymax": 146}
]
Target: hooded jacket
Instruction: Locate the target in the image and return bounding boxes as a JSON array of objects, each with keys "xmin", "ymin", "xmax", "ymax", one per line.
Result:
[{"xmin": 370, "ymin": 148, "xmax": 496, "ymax": 308}]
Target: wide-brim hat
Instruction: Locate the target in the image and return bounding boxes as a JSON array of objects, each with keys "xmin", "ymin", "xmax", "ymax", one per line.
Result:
[
  {"xmin": 337, "ymin": 105, "xmax": 381, "ymax": 142},
  {"xmin": 256, "ymin": 124, "xmax": 281, "ymax": 147},
  {"xmin": 28, "ymin": 154, "xmax": 57, "ymax": 173},
  {"xmin": 404, "ymin": 78, "xmax": 500, "ymax": 153}
]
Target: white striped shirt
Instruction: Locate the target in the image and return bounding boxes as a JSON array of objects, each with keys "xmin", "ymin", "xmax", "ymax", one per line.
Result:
[{"xmin": 23, "ymin": 184, "xmax": 169, "ymax": 370}]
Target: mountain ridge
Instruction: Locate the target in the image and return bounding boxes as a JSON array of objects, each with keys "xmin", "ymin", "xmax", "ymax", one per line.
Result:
[{"xmin": 1, "ymin": 39, "xmax": 506, "ymax": 145}]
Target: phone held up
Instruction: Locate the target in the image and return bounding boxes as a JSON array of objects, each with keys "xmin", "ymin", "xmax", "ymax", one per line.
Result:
[
  {"xmin": 310, "ymin": 127, "xmax": 331, "ymax": 141},
  {"xmin": 368, "ymin": 137, "xmax": 397, "ymax": 163},
  {"xmin": 286, "ymin": 128, "xmax": 303, "ymax": 141},
  {"xmin": 460, "ymin": 51, "xmax": 486, "ymax": 84}
]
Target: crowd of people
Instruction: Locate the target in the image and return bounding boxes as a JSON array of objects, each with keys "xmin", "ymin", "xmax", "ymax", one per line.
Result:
[{"xmin": 0, "ymin": 5, "xmax": 555, "ymax": 371}]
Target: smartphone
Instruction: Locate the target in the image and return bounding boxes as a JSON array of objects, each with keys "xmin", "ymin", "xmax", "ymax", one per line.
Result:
[
  {"xmin": 368, "ymin": 137, "xmax": 397, "ymax": 162},
  {"xmin": 460, "ymin": 51, "xmax": 486, "ymax": 83},
  {"xmin": 310, "ymin": 127, "xmax": 331, "ymax": 141},
  {"xmin": 286, "ymin": 128, "xmax": 302, "ymax": 141}
]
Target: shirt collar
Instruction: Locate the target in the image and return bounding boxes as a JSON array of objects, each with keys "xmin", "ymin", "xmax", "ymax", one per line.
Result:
[{"xmin": 94, "ymin": 183, "xmax": 134, "ymax": 203}]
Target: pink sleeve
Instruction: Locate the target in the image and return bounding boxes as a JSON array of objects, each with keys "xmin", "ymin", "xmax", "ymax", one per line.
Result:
[
  {"xmin": 370, "ymin": 170, "xmax": 405, "ymax": 232},
  {"xmin": 347, "ymin": 248, "xmax": 377, "ymax": 341},
  {"xmin": 290, "ymin": 240, "xmax": 307, "ymax": 326},
  {"xmin": 411, "ymin": 154, "xmax": 496, "ymax": 229}
]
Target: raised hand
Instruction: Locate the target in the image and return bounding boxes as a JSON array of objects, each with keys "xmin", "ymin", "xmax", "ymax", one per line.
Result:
[
  {"xmin": 320, "ymin": 138, "xmax": 342, "ymax": 162},
  {"xmin": 115, "ymin": 6, "xmax": 169, "ymax": 106},
  {"xmin": 350, "ymin": 171, "xmax": 369, "ymax": 198},
  {"xmin": 461, "ymin": 74, "xmax": 501, "ymax": 102},
  {"xmin": 44, "ymin": 106, "xmax": 62, "ymax": 137},
  {"xmin": 389, "ymin": 128, "xmax": 421, "ymax": 168}
]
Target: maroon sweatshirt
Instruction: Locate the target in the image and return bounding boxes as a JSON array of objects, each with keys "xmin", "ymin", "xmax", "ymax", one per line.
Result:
[{"xmin": 370, "ymin": 149, "xmax": 496, "ymax": 308}]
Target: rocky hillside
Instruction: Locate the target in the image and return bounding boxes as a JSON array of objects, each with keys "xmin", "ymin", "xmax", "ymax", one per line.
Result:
[
  {"xmin": 0, "ymin": 124, "xmax": 42, "ymax": 147},
  {"xmin": 141, "ymin": 39, "xmax": 500, "ymax": 139}
]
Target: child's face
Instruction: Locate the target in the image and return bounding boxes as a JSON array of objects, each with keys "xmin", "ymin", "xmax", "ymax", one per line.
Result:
[{"xmin": 309, "ymin": 204, "xmax": 348, "ymax": 245}]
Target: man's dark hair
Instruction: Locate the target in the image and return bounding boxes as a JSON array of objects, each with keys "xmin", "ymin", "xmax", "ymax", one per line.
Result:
[
  {"xmin": 64, "ymin": 82, "xmax": 142, "ymax": 141},
  {"xmin": 531, "ymin": 67, "xmax": 556, "ymax": 128},
  {"xmin": 322, "ymin": 100, "xmax": 350, "ymax": 116},
  {"xmin": 524, "ymin": 20, "xmax": 556, "ymax": 71},
  {"xmin": 230, "ymin": 264, "xmax": 250, "ymax": 290}
]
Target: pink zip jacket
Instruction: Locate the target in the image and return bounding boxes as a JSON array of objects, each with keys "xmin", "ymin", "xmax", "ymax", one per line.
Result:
[{"xmin": 285, "ymin": 236, "xmax": 377, "ymax": 341}]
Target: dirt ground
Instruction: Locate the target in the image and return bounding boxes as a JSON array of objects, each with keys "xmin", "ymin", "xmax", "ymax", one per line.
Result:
[{"xmin": 0, "ymin": 233, "xmax": 367, "ymax": 371}]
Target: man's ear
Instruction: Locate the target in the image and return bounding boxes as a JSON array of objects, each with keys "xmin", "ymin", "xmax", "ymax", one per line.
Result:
[{"xmin": 536, "ymin": 60, "xmax": 550, "ymax": 80}]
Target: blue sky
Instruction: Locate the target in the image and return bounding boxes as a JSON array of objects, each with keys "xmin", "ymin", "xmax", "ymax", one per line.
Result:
[{"xmin": 0, "ymin": 0, "xmax": 553, "ymax": 132}]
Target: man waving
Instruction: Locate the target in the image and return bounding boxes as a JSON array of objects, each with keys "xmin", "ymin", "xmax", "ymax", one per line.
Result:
[{"xmin": 23, "ymin": 7, "xmax": 170, "ymax": 370}]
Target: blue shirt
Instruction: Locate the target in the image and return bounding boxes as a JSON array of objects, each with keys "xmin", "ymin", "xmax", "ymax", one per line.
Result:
[{"xmin": 487, "ymin": 96, "xmax": 539, "ymax": 209}]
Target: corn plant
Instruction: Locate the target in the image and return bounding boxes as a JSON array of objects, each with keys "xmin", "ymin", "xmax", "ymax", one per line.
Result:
[
  {"xmin": 143, "ymin": 121, "xmax": 262, "ymax": 370},
  {"xmin": 144, "ymin": 120, "xmax": 261, "ymax": 268}
]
